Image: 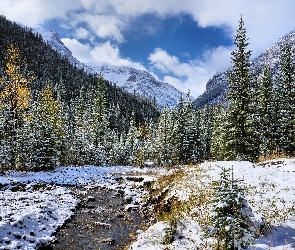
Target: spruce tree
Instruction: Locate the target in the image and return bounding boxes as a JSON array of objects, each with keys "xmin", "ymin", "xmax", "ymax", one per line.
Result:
[
  {"xmin": 154, "ymin": 107, "xmax": 173, "ymax": 166},
  {"xmin": 275, "ymin": 43, "xmax": 295, "ymax": 156},
  {"xmin": 199, "ymin": 105, "xmax": 215, "ymax": 160},
  {"xmin": 255, "ymin": 66, "xmax": 276, "ymax": 156},
  {"xmin": 209, "ymin": 166, "xmax": 257, "ymax": 249},
  {"xmin": 30, "ymin": 85, "xmax": 65, "ymax": 170},
  {"xmin": 211, "ymin": 102, "xmax": 227, "ymax": 160},
  {"xmin": 225, "ymin": 16, "xmax": 258, "ymax": 161}
]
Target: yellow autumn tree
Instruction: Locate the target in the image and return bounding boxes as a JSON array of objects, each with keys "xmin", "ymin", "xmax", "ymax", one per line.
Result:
[
  {"xmin": 0, "ymin": 45, "xmax": 34, "ymax": 169},
  {"xmin": 0, "ymin": 44, "xmax": 33, "ymax": 112}
]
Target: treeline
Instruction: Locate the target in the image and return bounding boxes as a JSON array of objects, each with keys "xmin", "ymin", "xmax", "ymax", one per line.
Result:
[
  {"xmin": 1, "ymin": 16, "xmax": 295, "ymax": 172},
  {"xmin": 120, "ymin": 17, "xmax": 295, "ymax": 165},
  {"xmin": 0, "ymin": 15, "xmax": 160, "ymax": 172},
  {"xmin": 0, "ymin": 44, "xmax": 160, "ymax": 172}
]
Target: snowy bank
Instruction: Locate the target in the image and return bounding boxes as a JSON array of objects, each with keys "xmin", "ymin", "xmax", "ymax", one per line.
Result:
[{"xmin": 130, "ymin": 159, "xmax": 295, "ymax": 249}]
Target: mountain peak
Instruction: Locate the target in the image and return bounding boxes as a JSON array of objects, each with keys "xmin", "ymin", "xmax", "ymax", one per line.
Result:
[
  {"xmin": 194, "ymin": 28, "xmax": 295, "ymax": 108},
  {"xmin": 32, "ymin": 27, "xmax": 184, "ymax": 109}
]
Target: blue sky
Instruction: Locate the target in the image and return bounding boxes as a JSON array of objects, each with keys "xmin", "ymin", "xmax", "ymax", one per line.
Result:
[{"xmin": 1, "ymin": 0, "xmax": 295, "ymax": 97}]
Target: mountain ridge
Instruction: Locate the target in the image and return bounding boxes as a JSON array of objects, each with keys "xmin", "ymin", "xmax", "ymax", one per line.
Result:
[
  {"xmin": 193, "ymin": 28, "xmax": 295, "ymax": 108},
  {"xmin": 32, "ymin": 28, "xmax": 183, "ymax": 109}
]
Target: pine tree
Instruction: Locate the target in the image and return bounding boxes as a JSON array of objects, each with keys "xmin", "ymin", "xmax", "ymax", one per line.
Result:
[
  {"xmin": 255, "ymin": 66, "xmax": 276, "ymax": 156},
  {"xmin": 124, "ymin": 116, "xmax": 139, "ymax": 166},
  {"xmin": 225, "ymin": 16, "xmax": 258, "ymax": 161},
  {"xmin": 275, "ymin": 43, "xmax": 295, "ymax": 156},
  {"xmin": 30, "ymin": 84, "xmax": 65, "ymax": 170},
  {"xmin": 182, "ymin": 93, "xmax": 201, "ymax": 163},
  {"xmin": 172, "ymin": 93, "xmax": 200, "ymax": 164},
  {"xmin": 211, "ymin": 102, "xmax": 227, "ymax": 160},
  {"xmin": 199, "ymin": 105, "xmax": 215, "ymax": 160},
  {"xmin": 154, "ymin": 107, "xmax": 173, "ymax": 166},
  {"xmin": 89, "ymin": 74, "xmax": 109, "ymax": 165},
  {"xmin": 209, "ymin": 166, "xmax": 257, "ymax": 249}
]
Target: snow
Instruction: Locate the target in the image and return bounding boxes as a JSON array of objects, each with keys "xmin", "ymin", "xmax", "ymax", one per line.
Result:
[
  {"xmin": 130, "ymin": 159, "xmax": 295, "ymax": 249},
  {"xmin": 1, "ymin": 160, "xmax": 295, "ymax": 249},
  {"xmin": 0, "ymin": 186, "xmax": 76, "ymax": 249},
  {"xmin": 88, "ymin": 64, "xmax": 184, "ymax": 108},
  {"xmin": 31, "ymin": 26, "xmax": 184, "ymax": 109},
  {"xmin": 0, "ymin": 165, "xmax": 155, "ymax": 249}
]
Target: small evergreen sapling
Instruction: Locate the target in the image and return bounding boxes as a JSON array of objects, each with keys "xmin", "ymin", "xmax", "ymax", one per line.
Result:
[{"xmin": 208, "ymin": 166, "xmax": 257, "ymax": 249}]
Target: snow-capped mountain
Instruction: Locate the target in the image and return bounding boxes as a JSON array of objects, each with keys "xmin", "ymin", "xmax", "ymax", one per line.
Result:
[
  {"xmin": 194, "ymin": 29, "xmax": 295, "ymax": 108},
  {"xmin": 32, "ymin": 28, "xmax": 183, "ymax": 109},
  {"xmin": 88, "ymin": 64, "xmax": 182, "ymax": 108}
]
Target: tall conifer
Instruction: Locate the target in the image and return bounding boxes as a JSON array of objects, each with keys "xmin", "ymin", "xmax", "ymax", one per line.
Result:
[{"xmin": 225, "ymin": 16, "xmax": 257, "ymax": 161}]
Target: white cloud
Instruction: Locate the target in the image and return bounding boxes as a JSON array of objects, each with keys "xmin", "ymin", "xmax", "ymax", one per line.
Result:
[
  {"xmin": 2, "ymin": 0, "xmax": 295, "ymax": 53},
  {"xmin": 62, "ymin": 38, "xmax": 145, "ymax": 70},
  {"xmin": 149, "ymin": 46, "xmax": 233, "ymax": 97},
  {"xmin": 74, "ymin": 27, "xmax": 89, "ymax": 39},
  {"xmin": 2, "ymin": 0, "xmax": 295, "ymax": 97},
  {"xmin": 71, "ymin": 13, "xmax": 126, "ymax": 42},
  {"xmin": 0, "ymin": 0, "xmax": 80, "ymax": 27}
]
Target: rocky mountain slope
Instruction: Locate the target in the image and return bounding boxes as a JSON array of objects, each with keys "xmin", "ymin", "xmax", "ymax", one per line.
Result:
[
  {"xmin": 193, "ymin": 29, "xmax": 295, "ymax": 108},
  {"xmin": 33, "ymin": 28, "xmax": 183, "ymax": 109}
]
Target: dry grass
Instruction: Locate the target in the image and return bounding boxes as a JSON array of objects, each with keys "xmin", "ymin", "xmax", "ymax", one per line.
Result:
[
  {"xmin": 257, "ymin": 149, "xmax": 289, "ymax": 163},
  {"xmin": 144, "ymin": 164, "xmax": 214, "ymax": 229}
]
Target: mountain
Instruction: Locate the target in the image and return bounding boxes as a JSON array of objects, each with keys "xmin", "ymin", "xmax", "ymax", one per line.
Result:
[
  {"xmin": 32, "ymin": 28, "xmax": 183, "ymax": 109},
  {"xmin": 0, "ymin": 16, "xmax": 160, "ymax": 133},
  {"xmin": 193, "ymin": 29, "xmax": 295, "ymax": 108}
]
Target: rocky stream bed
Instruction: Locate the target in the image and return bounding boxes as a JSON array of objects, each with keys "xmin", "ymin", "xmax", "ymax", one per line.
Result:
[{"xmin": 44, "ymin": 186, "xmax": 148, "ymax": 250}]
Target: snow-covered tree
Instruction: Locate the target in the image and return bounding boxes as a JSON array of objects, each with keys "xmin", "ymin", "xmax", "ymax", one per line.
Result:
[
  {"xmin": 199, "ymin": 105, "xmax": 215, "ymax": 160},
  {"xmin": 255, "ymin": 66, "xmax": 277, "ymax": 156},
  {"xmin": 124, "ymin": 117, "xmax": 139, "ymax": 166},
  {"xmin": 30, "ymin": 84, "xmax": 66, "ymax": 170},
  {"xmin": 154, "ymin": 107, "xmax": 173, "ymax": 166},
  {"xmin": 211, "ymin": 103, "xmax": 227, "ymax": 160},
  {"xmin": 225, "ymin": 16, "xmax": 258, "ymax": 161},
  {"xmin": 275, "ymin": 43, "xmax": 295, "ymax": 156},
  {"xmin": 208, "ymin": 166, "xmax": 257, "ymax": 249}
]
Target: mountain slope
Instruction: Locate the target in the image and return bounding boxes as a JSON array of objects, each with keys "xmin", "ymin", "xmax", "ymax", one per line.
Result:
[
  {"xmin": 32, "ymin": 28, "xmax": 183, "ymax": 109},
  {"xmin": 0, "ymin": 16, "xmax": 160, "ymax": 132},
  {"xmin": 194, "ymin": 29, "xmax": 295, "ymax": 108}
]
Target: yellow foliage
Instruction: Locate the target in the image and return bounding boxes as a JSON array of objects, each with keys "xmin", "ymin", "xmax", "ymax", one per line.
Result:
[
  {"xmin": 0, "ymin": 45, "xmax": 34, "ymax": 111},
  {"xmin": 40, "ymin": 84, "xmax": 59, "ymax": 118}
]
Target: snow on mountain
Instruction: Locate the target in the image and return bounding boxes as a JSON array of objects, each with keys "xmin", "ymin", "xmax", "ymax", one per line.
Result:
[
  {"xmin": 88, "ymin": 64, "xmax": 183, "ymax": 108},
  {"xmin": 194, "ymin": 28, "xmax": 295, "ymax": 108},
  {"xmin": 32, "ymin": 28, "xmax": 183, "ymax": 109},
  {"xmin": 32, "ymin": 28, "xmax": 88, "ymax": 71}
]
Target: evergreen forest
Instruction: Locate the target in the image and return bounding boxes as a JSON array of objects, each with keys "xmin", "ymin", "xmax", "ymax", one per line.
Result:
[{"xmin": 1, "ymin": 15, "xmax": 295, "ymax": 172}]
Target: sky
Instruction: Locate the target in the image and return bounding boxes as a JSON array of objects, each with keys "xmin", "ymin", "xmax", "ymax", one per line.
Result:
[{"xmin": 1, "ymin": 0, "xmax": 295, "ymax": 98}]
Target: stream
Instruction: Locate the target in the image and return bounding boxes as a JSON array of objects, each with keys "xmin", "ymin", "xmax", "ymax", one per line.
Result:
[{"xmin": 43, "ymin": 186, "xmax": 147, "ymax": 250}]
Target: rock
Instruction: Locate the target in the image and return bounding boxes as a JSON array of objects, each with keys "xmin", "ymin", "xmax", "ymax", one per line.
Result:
[
  {"xmin": 94, "ymin": 221, "xmax": 111, "ymax": 229},
  {"xmin": 13, "ymin": 232, "xmax": 22, "ymax": 239},
  {"xmin": 4, "ymin": 237, "xmax": 10, "ymax": 244},
  {"xmin": 100, "ymin": 237, "xmax": 115, "ymax": 245},
  {"xmin": 126, "ymin": 176, "xmax": 144, "ymax": 182},
  {"xmin": 115, "ymin": 212, "xmax": 125, "ymax": 218},
  {"xmin": 85, "ymin": 196, "xmax": 95, "ymax": 202},
  {"xmin": 125, "ymin": 204, "xmax": 139, "ymax": 212},
  {"xmin": 125, "ymin": 196, "xmax": 133, "ymax": 204},
  {"xmin": 116, "ymin": 189, "xmax": 125, "ymax": 196}
]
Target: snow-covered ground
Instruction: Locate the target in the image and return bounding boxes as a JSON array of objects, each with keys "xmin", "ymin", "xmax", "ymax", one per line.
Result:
[
  {"xmin": 1, "ymin": 160, "xmax": 295, "ymax": 249},
  {"xmin": 130, "ymin": 159, "xmax": 295, "ymax": 249},
  {"xmin": 0, "ymin": 165, "xmax": 155, "ymax": 249}
]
